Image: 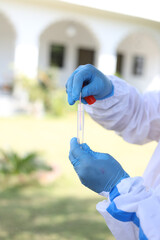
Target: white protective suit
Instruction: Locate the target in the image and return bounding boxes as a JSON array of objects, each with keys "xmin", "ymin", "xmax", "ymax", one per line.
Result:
[{"xmin": 85, "ymin": 76, "xmax": 160, "ymax": 240}]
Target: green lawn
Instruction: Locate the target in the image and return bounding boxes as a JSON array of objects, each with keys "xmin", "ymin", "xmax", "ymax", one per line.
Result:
[{"xmin": 0, "ymin": 113, "xmax": 157, "ymax": 240}]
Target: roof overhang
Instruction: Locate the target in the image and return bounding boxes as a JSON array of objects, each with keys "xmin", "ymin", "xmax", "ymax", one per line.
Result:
[{"xmin": 57, "ymin": 0, "xmax": 160, "ymax": 23}]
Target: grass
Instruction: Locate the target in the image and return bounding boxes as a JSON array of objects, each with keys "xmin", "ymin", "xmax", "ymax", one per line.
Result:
[
  {"xmin": 0, "ymin": 113, "xmax": 157, "ymax": 240},
  {"xmin": 0, "ymin": 179, "xmax": 114, "ymax": 240}
]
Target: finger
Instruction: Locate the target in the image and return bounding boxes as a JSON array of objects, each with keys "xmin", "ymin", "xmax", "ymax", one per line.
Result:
[
  {"xmin": 81, "ymin": 143, "xmax": 97, "ymax": 157},
  {"xmin": 66, "ymin": 72, "xmax": 75, "ymax": 104},
  {"xmin": 66, "ymin": 66, "xmax": 84, "ymax": 104},
  {"xmin": 66, "ymin": 65, "xmax": 84, "ymax": 91},
  {"xmin": 81, "ymin": 80, "xmax": 100, "ymax": 98},
  {"xmin": 69, "ymin": 151, "xmax": 80, "ymax": 167},
  {"xmin": 81, "ymin": 143, "xmax": 92, "ymax": 153},
  {"xmin": 70, "ymin": 137, "xmax": 89, "ymax": 159},
  {"xmin": 66, "ymin": 72, "xmax": 73, "ymax": 93},
  {"xmin": 72, "ymin": 68, "xmax": 92, "ymax": 101},
  {"xmin": 68, "ymin": 93, "xmax": 75, "ymax": 105},
  {"xmin": 82, "ymin": 143, "xmax": 108, "ymax": 160}
]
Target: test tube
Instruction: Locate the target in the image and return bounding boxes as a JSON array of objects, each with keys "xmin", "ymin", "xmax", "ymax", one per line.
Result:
[{"xmin": 77, "ymin": 94, "xmax": 84, "ymax": 144}]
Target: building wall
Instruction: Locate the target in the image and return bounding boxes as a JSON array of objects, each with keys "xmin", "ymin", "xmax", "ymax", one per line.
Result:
[
  {"xmin": 0, "ymin": 0, "xmax": 160, "ymax": 91},
  {"xmin": 0, "ymin": 12, "xmax": 16, "ymax": 88},
  {"xmin": 39, "ymin": 20, "xmax": 99, "ymax": 87},
  {"xmin": 117, "ymin": 32, "xmax": 160, "ymax": 91}
]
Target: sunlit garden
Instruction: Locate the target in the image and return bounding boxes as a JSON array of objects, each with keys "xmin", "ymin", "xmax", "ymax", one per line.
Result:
[{"xmin": 0, "ymin": 107, "xmax": 156, "ymax": 239}]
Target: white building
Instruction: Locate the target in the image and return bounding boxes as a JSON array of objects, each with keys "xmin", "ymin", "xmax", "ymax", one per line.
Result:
[{"xmin": 1, "ymin": 0, "xmax": 160, "ymax": 92}]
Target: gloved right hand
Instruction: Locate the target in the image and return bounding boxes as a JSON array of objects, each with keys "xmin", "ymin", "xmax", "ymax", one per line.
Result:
[{"xmin": 66, "ymin": 64, "xmax": 114, "ymax": 105}]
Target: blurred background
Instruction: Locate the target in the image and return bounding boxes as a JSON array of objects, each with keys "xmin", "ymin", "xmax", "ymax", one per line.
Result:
[{"xmin": 0, "ymin": 0, "xmax": 159, "ymax": 239}]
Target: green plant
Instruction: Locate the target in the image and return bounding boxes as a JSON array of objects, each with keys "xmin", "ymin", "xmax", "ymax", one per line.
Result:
[
  {"xmin": 16, "ymin": 75, "xmax": 54, "ymax": 111},
  {"xmin": 14, "ymin": 66, "xmax": 79, "ymax": 117},
  {"xmin": 48, "ymin": 89, "xmax": 77, "ymax": 116},
  {"xmin": 0, "ymin": 149, "xmax": 52, "ymax": 175},
  {"xmin": 15, "ymin": 72, "xmax": 77, "ymax": 116}
]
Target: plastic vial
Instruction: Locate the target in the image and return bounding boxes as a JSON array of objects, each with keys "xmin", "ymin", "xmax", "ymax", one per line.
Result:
[{"xmin": 77, "ymin": 101, "xmax": 84, "ymax": 144}]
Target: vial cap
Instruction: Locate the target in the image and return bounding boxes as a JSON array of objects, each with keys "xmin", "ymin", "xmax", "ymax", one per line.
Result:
[{"xmin": 84, "ymin": 95, "xmax": 96, "ymax": 105}]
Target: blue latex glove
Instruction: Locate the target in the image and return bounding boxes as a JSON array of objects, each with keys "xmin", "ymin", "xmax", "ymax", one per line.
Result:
[
  {"xmin": 69, "ymin": 138, "xmax": 129, "ymax": 193},
  {"xmin": 66, "ymin": 64, "xmax": 114, "ymax": 105}
]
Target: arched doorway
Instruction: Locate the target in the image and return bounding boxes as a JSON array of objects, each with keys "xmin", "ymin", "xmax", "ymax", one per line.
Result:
[
  {"xmin": 38, "ymin": 20, "xmax": 99, "ymax": 87},
  {"xmin": 0, "ymin": 12, "xmax": 16, "ymax": 91},
  {"xmin": 116, "ymin": 32, "xmax": 160, "ymax": 92}
]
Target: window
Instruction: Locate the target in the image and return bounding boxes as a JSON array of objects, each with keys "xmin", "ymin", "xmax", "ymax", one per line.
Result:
[
  {"xmin": 132, "ymin": 56, "xmax": 144, "ymax": 76},
  {"xmin": 49, "ymin": 44, "xmax": 65, "ymax": 68},
  {"xmin": 116, "ymin": 53, "xmax": 124, "ymax": 75},
  {"xmin": 77, "ymin": 48, "xmax": 95, "ymax": 67}
]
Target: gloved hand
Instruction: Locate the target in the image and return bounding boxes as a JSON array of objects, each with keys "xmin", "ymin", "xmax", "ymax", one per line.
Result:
[
  {"xmin": 66, "ymin": 64, "xmax": 114, "ymax": 105},
  {"xmin": 69, "ymin": 138, "xmax": 129, "ymax": 193}
]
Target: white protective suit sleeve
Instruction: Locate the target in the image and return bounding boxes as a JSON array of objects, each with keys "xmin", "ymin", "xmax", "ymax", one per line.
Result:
[
  {"xmin": 85, "ymin": 75, "xmax": 160, "ymax": 144},
  {"xmin": 98, "ymin": 177, "xmax": 160, "ymax": 240},
  {"xmin": 84, "ymin": 76, "xmax": 160, "ymax": 240}
]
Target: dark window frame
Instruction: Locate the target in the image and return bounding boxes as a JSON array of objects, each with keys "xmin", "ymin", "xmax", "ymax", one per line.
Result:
[
  {"xmin": 116, "ymin": 53, "xmax": 124, "ymax": 76},
  {"xmin": 132, "ymin": 56, "xmax": 145, "ymax": 76},
  {"xmin": 77, "ymin": 47, "xmax": 95, "ymax": 67},
  {"xmin": 49, "ymin": 44, "xmax": 65, "ymax": 68}
]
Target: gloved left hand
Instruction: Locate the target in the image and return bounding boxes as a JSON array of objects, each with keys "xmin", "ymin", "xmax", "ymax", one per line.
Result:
[{"xmin": 69, "ymin": 138, "xmax": 129, "ymax": 194}]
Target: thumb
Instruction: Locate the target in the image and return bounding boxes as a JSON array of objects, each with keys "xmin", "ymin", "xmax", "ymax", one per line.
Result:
[
  {"xmin": 81, "ymin": 81, "xmax": 98, "ymax": 98},
  {"xmin": 70, "ymin": 137, "xmax": 89, "ymax": 159},
  {"xmin": 81, "ymin": 143, "xmax": 96, "ymax": 157},
  {"xmin": 82, "ymin": 143, "xmax": 110, "ymax": 160},
  {"xmin": 81, "ymin": 143, "xmax": 91, "ymax": 152}
]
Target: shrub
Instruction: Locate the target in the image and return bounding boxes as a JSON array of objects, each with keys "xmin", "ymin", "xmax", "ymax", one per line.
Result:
[
  {"xmin": 48, "ymin": 89, "xmax": 77, "ymax": 117},
  {"xmin": 15, "ymin": 72, "xmax": 77, "ymax": 117},
  {"xmin": 0, "ymin": 149, "xmax": 52, "ymax": 175}
]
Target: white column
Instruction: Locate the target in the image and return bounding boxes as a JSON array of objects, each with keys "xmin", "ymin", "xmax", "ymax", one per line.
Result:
[
  {"xmin": 14, "ymin": 35, "xmax": 39, "ymax": 78},
  {"xmin": 97, "ymin": 48, "xmax": 117, "ymax": 75}
]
